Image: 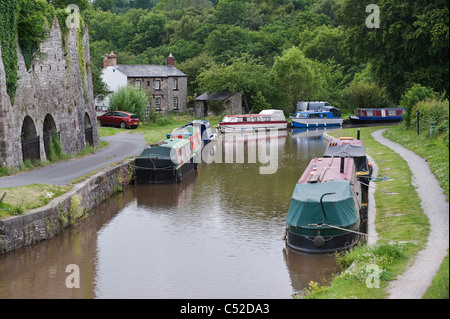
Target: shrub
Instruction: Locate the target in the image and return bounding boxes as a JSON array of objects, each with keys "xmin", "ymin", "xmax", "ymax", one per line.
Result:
[
  {"xmin": 400, "ymin": 84, "xmax": 438, "ymax": 128},
  {"xmin": 109, "ymin": 86, "xmax": 149, "ymax": 121},
  {"xmin": 410, "ymin": 99, "xmax": 449, "ymax": 137}
]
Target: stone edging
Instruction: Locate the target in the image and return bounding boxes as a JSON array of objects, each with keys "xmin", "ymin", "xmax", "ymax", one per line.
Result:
[{"xmin": 0, "ymin": 160, "xmax": 134, "ymax": 254}]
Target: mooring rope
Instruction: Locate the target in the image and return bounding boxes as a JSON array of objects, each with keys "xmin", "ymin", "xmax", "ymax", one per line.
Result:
[{"xmin": 360, "ymin": 181, "xmax": 398, "ymax": 194}]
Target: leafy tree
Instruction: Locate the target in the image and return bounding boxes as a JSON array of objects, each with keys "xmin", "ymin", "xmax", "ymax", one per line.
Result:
[
  {"xmin": 204, "ymin": 24, "xmax": 251, "ymax": 63},
  {"xmin": 177, "ymin": 52, "xmax": 214, "ymax": 97},
  {"xmin": 338, "ymin": 0, "xmax": 449, "ymax": 102},
  {"xmin": 270, "ymin": 47, "xmax": 323, "ymax": 112}
]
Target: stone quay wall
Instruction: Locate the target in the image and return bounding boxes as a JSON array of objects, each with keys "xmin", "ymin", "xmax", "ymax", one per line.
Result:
[{"xmin": 0, "ymin": 161, "xmax": 133, "ymax": 254}]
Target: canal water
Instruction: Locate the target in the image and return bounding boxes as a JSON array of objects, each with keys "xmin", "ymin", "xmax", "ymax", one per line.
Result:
[{"xmin": 0, "ymin": 128, "xmax": 341, "ymax": 299}]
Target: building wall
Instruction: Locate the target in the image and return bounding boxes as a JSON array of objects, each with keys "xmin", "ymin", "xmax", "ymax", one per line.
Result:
[
  {"xmin": 194, "ymin": 93, "xmax": 243, "ymax": 117},
  {"xmin": 0, "ymin": 17, "xmax": 99, "ymax": 169},
  {"xmin": 101, "ymin": 66, "xmax": 128, "ymax": 93},
  {"xmin": 127, "ymin": 76, "xmax": 188, "ymax": 114}
]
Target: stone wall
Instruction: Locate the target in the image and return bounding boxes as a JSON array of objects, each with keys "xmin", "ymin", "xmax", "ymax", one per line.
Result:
[
  {"xmin": 0, "ymin": 161, "xmax": 133, "ymax": 254},
  {"xmin": 0, "ymin": 17, "xmax": 99, "ymax": 169}
]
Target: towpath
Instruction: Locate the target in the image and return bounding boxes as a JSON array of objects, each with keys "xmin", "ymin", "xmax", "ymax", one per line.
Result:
[
  {"xmin": 371, "ymin": 129, "xmax": 449, "ymax": 299},
  {"xmin": 0, "ymin": 132, "xmax": 147, "ymax": 188}
]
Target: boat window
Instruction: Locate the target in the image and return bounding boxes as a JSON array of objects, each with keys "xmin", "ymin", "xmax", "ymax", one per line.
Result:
[
  {"xmin": 296, "ymin": 113, "xmax": 307, "ymax": 118},
  {"xmin": 388, "ymin": 110, "xmax": 396, "ymax": 116},
  {"xmin": 263, "ymin": 117, "xmax": 271, "ymax": 121},
  {"xmin": 366, "ymin": 111, "xmax": 373, "ymax": 117},
  {"xmin": 322, "ymin": 113, "xmax": 328, "ymax": 118},
  {"xmin": 309, "ymin": 113, "xmax": 320, "ymax": 119}
]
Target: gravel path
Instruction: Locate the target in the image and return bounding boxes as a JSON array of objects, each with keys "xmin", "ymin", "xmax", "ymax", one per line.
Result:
[
  {"xmin": 371, "ymin": 129, "xmax": 449, "ymax": 299},
  {"xmin": 0, "ymin": 132, "xmax": 147, "ymax": 188}
]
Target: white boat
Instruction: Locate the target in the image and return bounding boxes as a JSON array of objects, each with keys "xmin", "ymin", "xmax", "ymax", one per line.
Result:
[{"xmin": 219, "ymin": 109, "xmax": 288, "ymax": 133}]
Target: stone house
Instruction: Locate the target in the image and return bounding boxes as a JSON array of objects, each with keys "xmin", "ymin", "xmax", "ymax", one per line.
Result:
[
  {"xmin": 100, "ymin": 53, "xmax": 188, "ymax": 115},
  {"xmin": 195, "ymin": 91, "xmax": 243, "ymax": 117},
  {"xmin": 0, "ymin": 18, "xmax": 99, "ymax": 169}
]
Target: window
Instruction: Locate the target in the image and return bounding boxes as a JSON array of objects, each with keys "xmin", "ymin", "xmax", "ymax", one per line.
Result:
[
  {"xmin": 135, "ymin": 80, "xmax": 141, "ymax": 90},
  {"xmin": 173, "ymin": 97, "xmax": 179, "ymax": 110},
  {"xmin": 155, "ymin": 80, "xmax": 161, "ymax": 90},
  {"xmin": 155, "ymin": 97, "xmax": 162, "ymax": 111},
  {"xmin": 173, "ymin": 78, "xmax": 178, "ymax": 90}
]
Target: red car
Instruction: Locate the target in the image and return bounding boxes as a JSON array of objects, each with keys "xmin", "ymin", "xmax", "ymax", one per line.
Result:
[{"xmin": 97, "ymin": 111, "xmax": 139, "ymax": 129}]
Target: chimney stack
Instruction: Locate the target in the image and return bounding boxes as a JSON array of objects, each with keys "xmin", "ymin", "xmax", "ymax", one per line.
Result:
[
  {"xmin": 103, "ymin": 51, "xmax": 117, "ymax": 68},
  {"xmin": 167, "ymin": 53, "xmax": 175, "ymax": 67}
]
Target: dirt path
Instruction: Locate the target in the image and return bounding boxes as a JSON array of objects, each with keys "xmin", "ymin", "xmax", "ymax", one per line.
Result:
[{"xmin": 371, "ymin": 129, "xmax": 449, "ymax": 299}]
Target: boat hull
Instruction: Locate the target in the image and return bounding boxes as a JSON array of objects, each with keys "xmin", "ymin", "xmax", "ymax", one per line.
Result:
[
  {"xmin": 134, "ymin": 161, "xmax": 195, "ymax": 184},
  {"xmin": 291, "ymin": 118, "xmax": 343, "ymax": 128},
  {"xmin": 349, "ymin": 116, "xmax": 403, "ymax": 124},
  {"xmin": 219, "ymin": 122, "xmax": 287, "ymax": 133},
  {"xmin": 286, "ymin": 228, "xmax": 360, "ymax": 254}
]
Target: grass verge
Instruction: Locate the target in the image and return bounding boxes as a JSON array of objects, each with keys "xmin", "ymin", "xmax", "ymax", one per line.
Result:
[{"xmin": 0, "ymin": 184, "xmax": 72, "ymax": 219}]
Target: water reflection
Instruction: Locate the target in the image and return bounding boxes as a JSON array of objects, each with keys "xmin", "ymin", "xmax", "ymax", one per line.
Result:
[{"xmin": 0, "ymin": 128, "xmax": 339, "ymax": 299}]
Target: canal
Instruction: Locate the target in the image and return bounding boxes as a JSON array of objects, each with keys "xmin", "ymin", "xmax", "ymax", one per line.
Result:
[{"xmin": 0, "ymin": 128, "xmax": 341, "ymax": 299}]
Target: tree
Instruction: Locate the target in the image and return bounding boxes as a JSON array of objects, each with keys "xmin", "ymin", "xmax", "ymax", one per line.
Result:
[
  {"xmin": 270, "ymin": 47, "xmax": 323, "ymax": 112},
  {"xmin": 109, "ymin": 86, "xmax": 149, "ymax": 121},
  {"xmin": 338, "ymin": 0, "xmax": 449, "ymax": 103}
]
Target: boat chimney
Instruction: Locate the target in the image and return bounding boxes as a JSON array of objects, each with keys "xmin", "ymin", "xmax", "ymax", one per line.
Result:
[
  {"xmin": 340, "ymin": 156, "xmax": 345, "ymax": 173},
  {"xmin": 357, "ymin": 129, "xmax": 361, "ymax": 140}
]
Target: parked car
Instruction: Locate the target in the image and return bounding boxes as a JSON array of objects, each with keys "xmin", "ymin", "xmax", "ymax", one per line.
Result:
[{"xmin": 97, "ymin": 111, "xmax": 139, "ymax": 129}]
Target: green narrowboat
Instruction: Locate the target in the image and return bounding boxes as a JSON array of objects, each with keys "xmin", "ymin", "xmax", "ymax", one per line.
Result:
[{"xmin": 285, "ymin": 156, "xmax": 362, "ymax": 253}]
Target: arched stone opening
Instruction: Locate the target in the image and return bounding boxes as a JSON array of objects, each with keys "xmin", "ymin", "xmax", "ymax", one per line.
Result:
[
  {"xmin": 43, "ymin": 114, "xmax": 58, "ymax": 159},
  {"xmin": 21, "ymin": 116, "xmax": 40, "ymax": 162},
  {"xmin": 84, "ymin": 112, "xmax": 93, "ymax": 147}
]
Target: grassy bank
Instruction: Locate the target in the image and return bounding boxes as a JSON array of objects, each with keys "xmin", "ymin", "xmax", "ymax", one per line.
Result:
[{"xmin": 297, "ymin": 125, "xmax": 431, "ymax": 299}]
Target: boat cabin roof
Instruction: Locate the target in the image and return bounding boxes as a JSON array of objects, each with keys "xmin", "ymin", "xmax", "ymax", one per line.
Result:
[{"xmin": 298, "ymin": 157, "xmax": 355, "ymax": 184}]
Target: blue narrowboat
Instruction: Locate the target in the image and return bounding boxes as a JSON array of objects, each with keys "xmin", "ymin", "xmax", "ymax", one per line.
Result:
[{"xmin": 349, "ymin": 108, "xmax": 404, "ymax": 124}]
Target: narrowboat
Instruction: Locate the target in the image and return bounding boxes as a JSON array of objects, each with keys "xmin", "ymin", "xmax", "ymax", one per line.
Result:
[
  {"xmin": 285, "ymin": 156, "xmax": 362, "ymax": 253},
  {"xmin": 290, "ymin": 111, "xmax": 343, "ymax": 128},
  {"xmin": 219, "ymin": 109, "xmax": 288, "ymax": 133},
  {"xmin": 323, "ymin": 135, "xmax": 372, "ymax": 227},
  {"xmin": 349, "ymin": 108, "xmax": 404, "ymax": 124},
  {"xmin": 185, "ymin": 120, "xmax": 217, "ymax": 144},
  {"xmin": 134, "ymin": 138, "xmax": 196, "ymax": 184}
]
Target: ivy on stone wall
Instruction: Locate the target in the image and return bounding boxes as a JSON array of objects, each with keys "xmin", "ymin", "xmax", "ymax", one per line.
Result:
[
  {"xmin": 0, "ymin": 0, "xmax": 55, "ymax": 104},
  {"xmin": 77, "ymin": 17, "xmax": 87, "ymax": 102},
  {"xmin": 18, "ymin": 0, "xmax": 55, "ymax": 70},
  {"xmin": 0, "ymin": 0, "xmax": 20, "ymax": 104}
]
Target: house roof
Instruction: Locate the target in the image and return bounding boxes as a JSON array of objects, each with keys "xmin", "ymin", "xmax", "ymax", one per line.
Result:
[
  {"xmin": 196, "ymin": 91, "xmax": 237, "ymax": 101},
  {"xmin": 114, "ymin": 64, "xmax": 187, "ymax": 78}
]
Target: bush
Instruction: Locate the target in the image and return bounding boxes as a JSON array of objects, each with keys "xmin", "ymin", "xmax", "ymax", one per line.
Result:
[
  {"xmin": 400, "ymin": 84, "xmax": 438, "ymax": 128},
  {"xmin": 109, "ymin": 86, "xmax": 149, "ymax": 121},
  {"xmin": 411, "ymin": 98, "xmax": 449, "ymax": 138}
]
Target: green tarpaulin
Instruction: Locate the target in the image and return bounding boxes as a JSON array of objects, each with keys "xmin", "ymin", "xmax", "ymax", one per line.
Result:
[{"xmin": 286, "ymin": 180, "xmax": 359, "ymax": 228}]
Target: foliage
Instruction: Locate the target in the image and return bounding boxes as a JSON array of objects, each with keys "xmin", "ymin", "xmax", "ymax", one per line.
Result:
[
  {"xmin": 108, "ymin": 85, "xmax": 149, "ymax": 120},
  {"xmin": 399, "ymin": 84, "xmax": 438, "ymax": 128},
  {"xmin": 18, "ymin": 0, "xmax": 55, "ymax": 70},
  {"xmin": 270, "ymin": 47, "xmax": 323, "ymax": 112},
  {"xmin": 342, "ymin": 80, "xmax": 389, "ymax": 111},
  {"xmin": 338, "ymin": 0, "xmax": 449, "ymax": 103},
  {"xmin": 411, "ymin": 99, "xmax": 449, "ymax": 141},
  {"xmin": 0, "ymin": 0, "xmax": 21, "ymax": 103}
]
